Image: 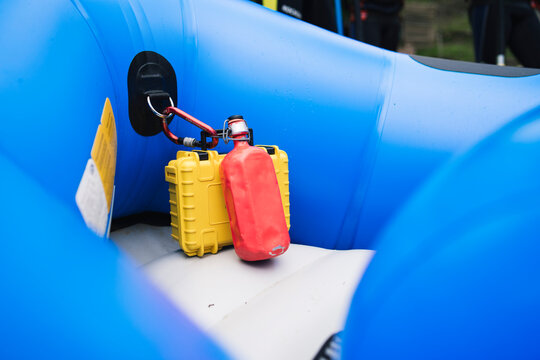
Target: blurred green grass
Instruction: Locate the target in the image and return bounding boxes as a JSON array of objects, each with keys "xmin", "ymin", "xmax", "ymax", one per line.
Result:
[
  {"xmin": 410, "ymin": 0, "xmax": 519, "ymax": 65},
  {"xmin": 415, "ymin": 12, "xmax": 476, "ymax": 62}
]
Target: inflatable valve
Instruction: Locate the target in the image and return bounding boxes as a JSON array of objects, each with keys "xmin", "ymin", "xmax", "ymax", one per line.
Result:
[{"xmin": 220, "ymin": 116, "xmax": 290, "ymax": 261}]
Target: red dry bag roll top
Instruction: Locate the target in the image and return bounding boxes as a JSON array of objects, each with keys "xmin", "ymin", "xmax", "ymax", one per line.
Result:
[{"xmin": 220, "ymin": 116, "xmax": 290, "ymax": 261}]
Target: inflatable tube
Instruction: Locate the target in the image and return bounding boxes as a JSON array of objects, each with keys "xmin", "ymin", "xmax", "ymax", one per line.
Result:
[
  {"xmin": 0, "ymin": 152, "xmax": 227, "ymax": 359},
  {"xmin": 3, "ymin": 0, "xmax": 539, "ymax": 249},
  {"xmin": 1, "ymin": 0, "xmax": 540, "ymax": 357},
  {"xmin": 342, "ymin": 106, "xmax": 540, "ymax": 358}
]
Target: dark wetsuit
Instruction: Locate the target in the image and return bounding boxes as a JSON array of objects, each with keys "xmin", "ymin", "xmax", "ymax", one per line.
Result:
[
  {"xmin": 469, "ymin": 0, "xmax": 540, "ymax": 68},
  {"xmin": 252, "ymin": 0, "xmax": 337, "ymax": 32},
  {"xmin": 357, "ymin": 0, "xmax": 404, "ymax": 51}
]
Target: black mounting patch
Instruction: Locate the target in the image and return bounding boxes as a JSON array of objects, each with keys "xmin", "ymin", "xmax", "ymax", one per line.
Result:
[{"xmin": 128, "ymin": 51, "xmax": 178, "ymax": 136}]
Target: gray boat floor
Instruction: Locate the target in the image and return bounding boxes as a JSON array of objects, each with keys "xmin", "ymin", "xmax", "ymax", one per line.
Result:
[{"xmin": 111, "ymin": 224, "xmax": 373, "ymax": 360}]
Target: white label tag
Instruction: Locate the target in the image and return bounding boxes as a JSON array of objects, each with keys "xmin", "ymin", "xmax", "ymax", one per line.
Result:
[{"xmin": 75, "ymin": 158, "xmax": 108, "ymax": 237}]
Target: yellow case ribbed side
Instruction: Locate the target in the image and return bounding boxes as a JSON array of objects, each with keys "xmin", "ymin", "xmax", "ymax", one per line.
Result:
[{"xmin": 258, "ymin": 145, "xmax": 290, "ymax": 230}]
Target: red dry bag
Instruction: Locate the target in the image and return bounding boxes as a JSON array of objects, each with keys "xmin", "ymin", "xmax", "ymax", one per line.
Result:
[{"xmin": 220, "ymin": 116, "xmax": 290, "ymax": 261}]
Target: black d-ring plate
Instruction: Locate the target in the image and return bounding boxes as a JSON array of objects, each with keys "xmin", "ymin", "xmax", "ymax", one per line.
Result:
[{"xmin": 128, "ymin": 51, "xmax": 178, "ymax": 136}]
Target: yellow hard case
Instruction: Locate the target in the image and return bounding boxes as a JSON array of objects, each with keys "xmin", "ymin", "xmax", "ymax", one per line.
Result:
[{"xmin": 165, "ymin": 145, "xmax": 290, "ymax": 257}]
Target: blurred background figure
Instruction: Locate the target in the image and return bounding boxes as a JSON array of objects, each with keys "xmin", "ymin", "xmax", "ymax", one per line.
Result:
[
  {"xmin": 252, "ymin": 0, "xmax": 403, "ymax": 51},
  {"xmin": 469, "ymin": 0, "xmax": 540, "ymax": 67},
  {"xmin": 350, "ymin": 0, "xmax": 404, "ymax": 51},
  {"xmin": 251, "ymin": 0, "xmax": 539, "ymax": 68},
  {"xmin": 251, "ymin": 0, "xmax": 338, "ymax": 32}
]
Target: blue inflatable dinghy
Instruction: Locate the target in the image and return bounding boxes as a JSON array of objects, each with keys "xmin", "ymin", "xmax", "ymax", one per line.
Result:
[{"xmin": 1, "ymin": 0, "xmax": 540, "ymax": 358}]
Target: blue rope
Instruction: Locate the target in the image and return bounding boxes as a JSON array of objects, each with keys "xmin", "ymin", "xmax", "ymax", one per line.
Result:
[{"xmin": 334, "ymin": 0, "xmax": 343, "ymax": 35}]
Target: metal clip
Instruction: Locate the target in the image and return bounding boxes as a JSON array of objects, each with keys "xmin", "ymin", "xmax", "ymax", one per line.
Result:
[
  {"xmin": 147, "ymin": 95, "xmax": 174, "ymax": 120},
  {"xmin": 222, "ymin": 119, "xmax": 250, "ymax": 144}
]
